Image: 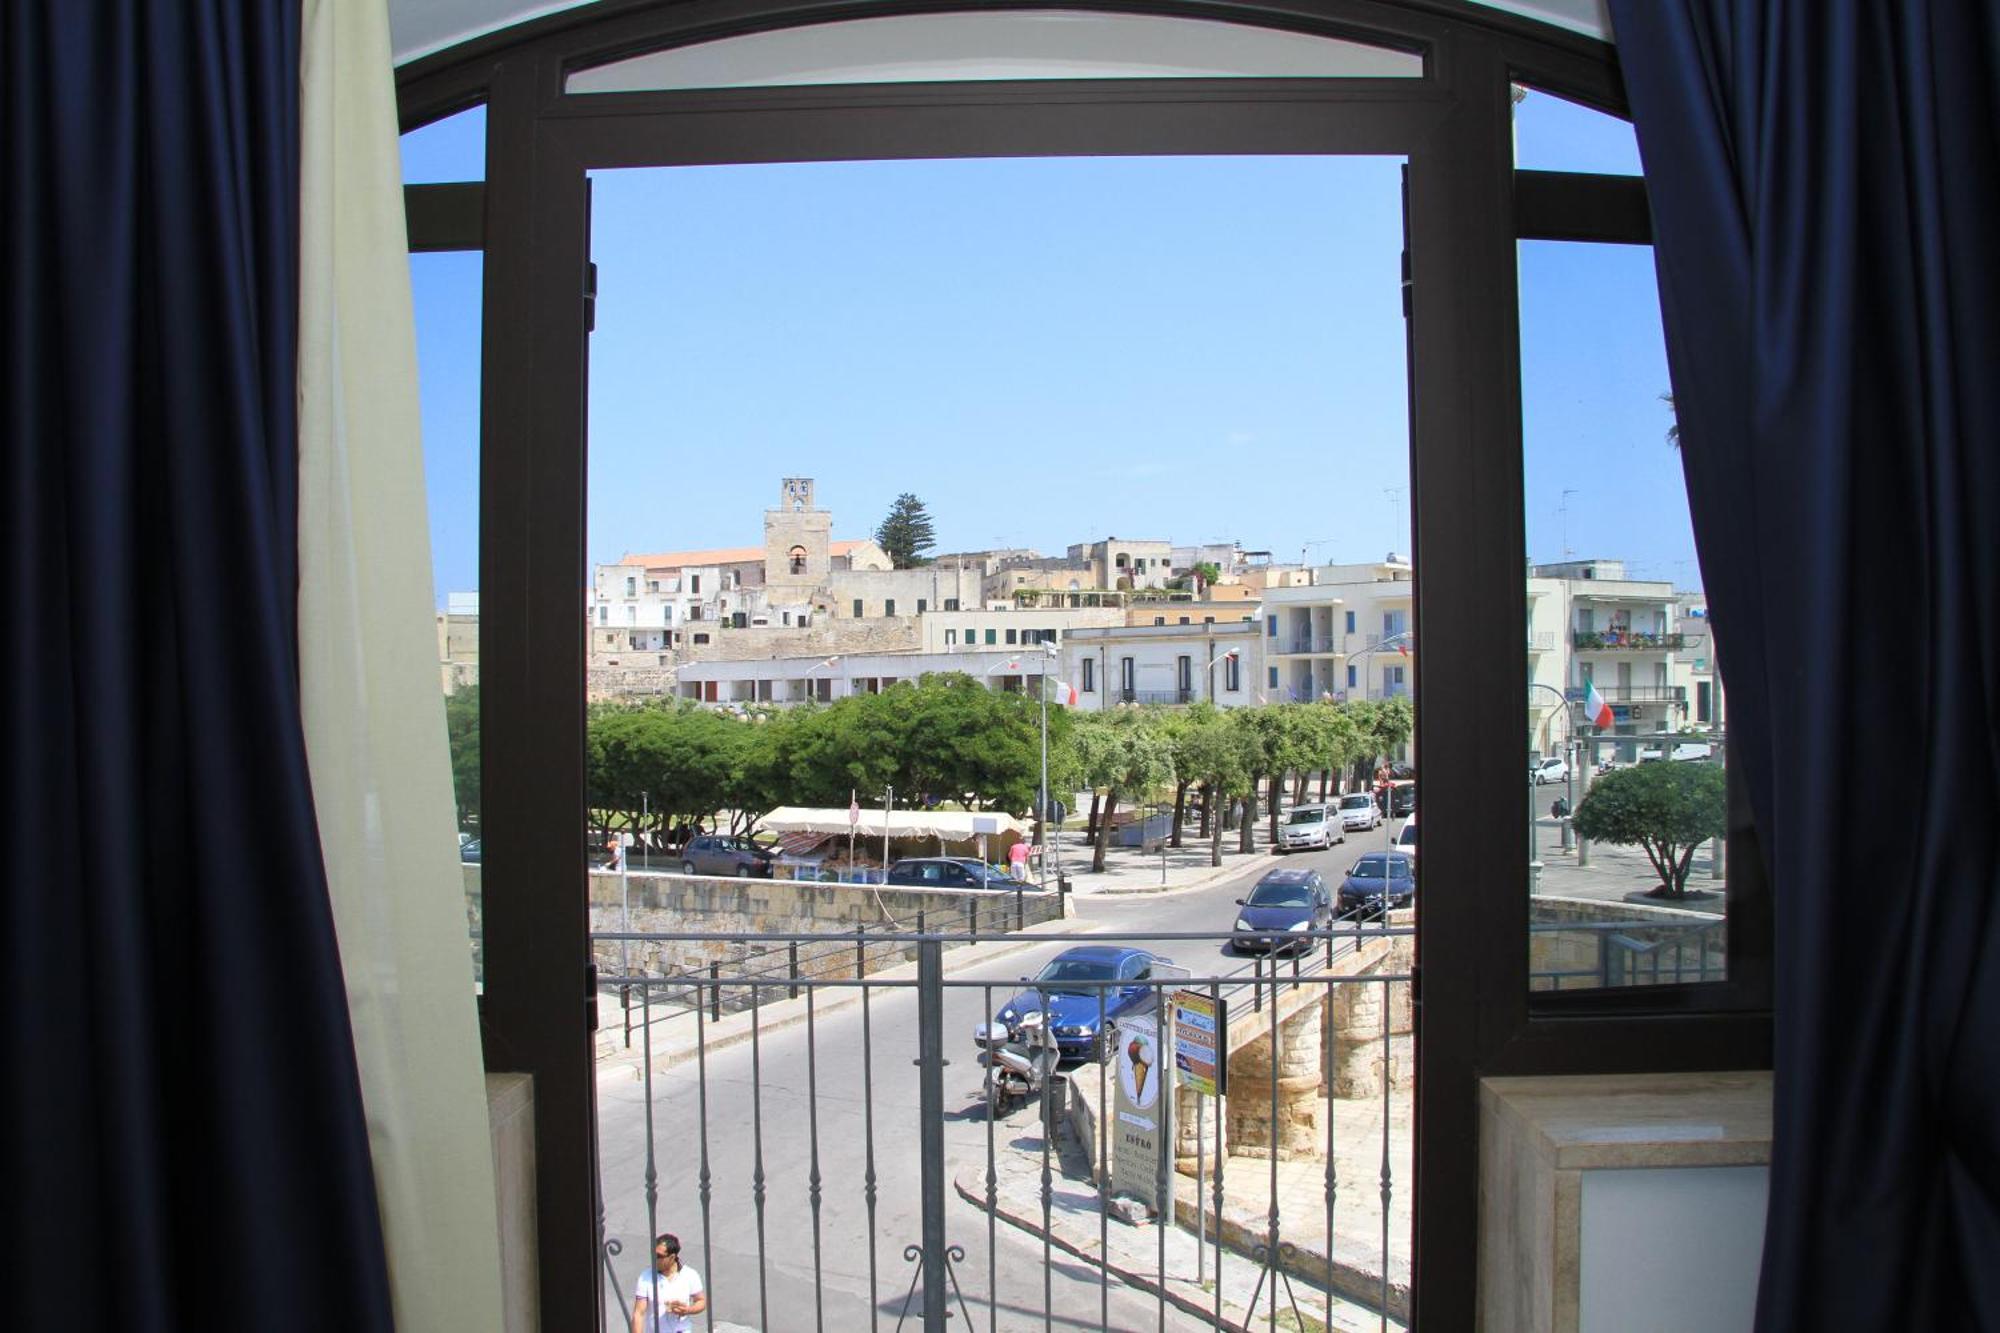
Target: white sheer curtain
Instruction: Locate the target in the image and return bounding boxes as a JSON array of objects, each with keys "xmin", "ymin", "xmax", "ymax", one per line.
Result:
[{"xmin": 298, "ymin": 0, "xmax": 505, "ymax": 1326}]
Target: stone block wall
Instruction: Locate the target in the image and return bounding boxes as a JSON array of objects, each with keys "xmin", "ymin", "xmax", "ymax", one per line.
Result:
[
  {"xmin": 1528, "ymin": 894, "xmax": 1726, "ymax": 991},
  {"xmin": 462, "ymin": 866, "xmax": 1061, "ymax": 989}
]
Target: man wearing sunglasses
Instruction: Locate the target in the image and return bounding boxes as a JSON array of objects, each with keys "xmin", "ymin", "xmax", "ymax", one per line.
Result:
[{"xmin": 631, "ymin": 1232, "xmax": 706, "ymax": 1333}]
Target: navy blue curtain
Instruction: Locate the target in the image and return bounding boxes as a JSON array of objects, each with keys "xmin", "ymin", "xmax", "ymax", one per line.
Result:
[
  {"xmin": 3, "ymin": 3, "xmax": 394, "ymax": 1327},
  {"xmin": 1609, "ymin": 2, "xmax": 2000, "ymax": 1327}
]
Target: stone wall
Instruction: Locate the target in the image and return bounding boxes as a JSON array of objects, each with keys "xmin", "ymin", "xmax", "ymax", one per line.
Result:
[
  {"xmin": 676, "ymin": 617, "xmax": 920, "ymax": 663},
  {"xmin": 1223, "ymin": 912, "xmax": 1415, "ymax": 1160},
  {"xmin": 464, "ymin": 865, "xmax": 1062, "ymax": 987},
  {"xmin": 1528, "ymin": 894, "xmax": 1726, "ymax": 991}
]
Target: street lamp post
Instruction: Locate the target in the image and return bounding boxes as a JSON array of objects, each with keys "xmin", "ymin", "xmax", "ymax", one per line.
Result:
[
  {"xmin": 803, "ymin": 653, "xmax": 841, "ymax": 703},
  {"xmin": 1203, "ymin": 647, "xmax": 1239, "ymax": 705},
  {"xmin": 1529, "ymin": 683, "xmax": 1577, "ymax": 867},
  {"xmin": 987, "ymin": 652, "xmax": 1057, "ymax": 888}
]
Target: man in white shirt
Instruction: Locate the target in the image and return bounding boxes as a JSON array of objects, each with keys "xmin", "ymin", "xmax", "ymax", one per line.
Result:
[{"xmin": 632, "ymin": 1232, "xmax": 706, "ymax": 1333}]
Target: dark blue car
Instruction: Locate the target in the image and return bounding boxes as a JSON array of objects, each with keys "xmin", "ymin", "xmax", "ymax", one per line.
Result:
[
  {"xmin": 989, "ymin": 945, "xmax": 1171, "ymax": 1061},
  {"xmin": 1337, "ymin": 851, "xmax": 1416, "ymax": 917},
  {"xmin": 1231, "ymin": 867, "xmax": 1333, "ymax": 954}
]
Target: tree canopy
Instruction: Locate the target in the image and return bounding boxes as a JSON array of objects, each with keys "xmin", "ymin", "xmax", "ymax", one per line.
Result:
[
  {"xmin": 443, "ymin": 685, "xmax": 480, "ymax": 832},
  {"xmin": 874, "ymin": 492, "xmax": 937, "ymax": 569},
  {"xmin": 1570, "ymin": 761, "xmax": 1727, "ymax": 897}
]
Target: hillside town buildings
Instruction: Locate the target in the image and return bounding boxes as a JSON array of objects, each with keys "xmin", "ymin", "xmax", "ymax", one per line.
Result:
[{"xmin": 444, "ymin": 477, "xmax": 1722, "ymax": 757}]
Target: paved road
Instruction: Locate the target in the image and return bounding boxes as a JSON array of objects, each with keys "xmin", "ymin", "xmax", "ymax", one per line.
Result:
[{"xmin": 594, "ymin": 818, "xmax": 1401, "ymax": 1331}]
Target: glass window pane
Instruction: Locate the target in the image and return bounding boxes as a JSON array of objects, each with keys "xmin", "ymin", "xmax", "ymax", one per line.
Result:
[
  {"xmin": 1512, "ymin": 88, "xmax": 1642, "ymax": 175},
  {"xmin": 400, "ymin": 103, "xmax": 486, "ymax": 184},
  {"xmin": 1520, "ymin": 238, "xmax": 1726, "ymax": 991},
  {"xmin": 405, "ymin": 113, "xmax": 485, "ymax": 984},
  {"xmin": 581, "ymin": 154, "xmax": 1415, "ymax": 1320},
  {"xmin": 567, "ymin": 12, "xmax": 1421, "ymax": 93}
]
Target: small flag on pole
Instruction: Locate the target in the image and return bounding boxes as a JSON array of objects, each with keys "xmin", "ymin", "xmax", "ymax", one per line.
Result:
[
  {"xmin": 1050, "ymin": 679, "xmax": 1079, "ymax": 707},
  {"xmin": 1396, "ymin": 639, "xmax": 1411, "ymax": 658},
  {"xmin": 1583, "ymin": 679, "xmax": 1614, "ymax": 728}
]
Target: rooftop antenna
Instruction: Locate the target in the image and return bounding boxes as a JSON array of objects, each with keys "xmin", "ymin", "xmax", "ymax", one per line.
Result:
[{"xmin": 1558, "ymin": 489, "xmax": 1580, "ymax": 560}]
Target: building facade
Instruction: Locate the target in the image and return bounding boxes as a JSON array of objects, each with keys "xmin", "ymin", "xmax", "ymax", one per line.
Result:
[{"xmin": 1060, "ymin": 621, "xmax": 1265, "ymax": 711}]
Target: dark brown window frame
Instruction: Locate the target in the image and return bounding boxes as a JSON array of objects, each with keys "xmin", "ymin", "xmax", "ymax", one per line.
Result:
[{"xmin": 397, "ymin": 5, "xmax": 1773, "ymax": 1328}]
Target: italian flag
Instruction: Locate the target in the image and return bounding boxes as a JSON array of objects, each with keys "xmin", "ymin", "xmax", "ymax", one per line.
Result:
[
  {"xmin": 1049, "ymin": 679, "xmax": 1079, "ymax": 707},
  {"xmin": 1583, "ymin": 679, "xmax": 1613, "ymax": 729}
]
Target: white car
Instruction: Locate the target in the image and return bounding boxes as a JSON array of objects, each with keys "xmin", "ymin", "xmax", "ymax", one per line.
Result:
[
  {"xmin": 1641, "ymin": 741, "xmax": 1712, "ymax": 763},
  {"xmin": 1337, "ymin": 791, "xmax": 1381, "ymax": 832},
  {"xmin": 1530, "ymin": 756, "xmax": 1569, "ymax": 785},
  {"xmin": 1279, "ymin": 804, "xmax": 1337, "ymax": 851}
]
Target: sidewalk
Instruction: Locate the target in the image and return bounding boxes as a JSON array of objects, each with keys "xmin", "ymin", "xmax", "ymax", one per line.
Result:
[
  {"xmin": 954, "ymin": 1072, "xmax": 1412, "ymax": 1332},
  {"xmin": 1529, "ymin": 812, "xmax": 1726, "ymax": 906},
  {"xmin": 1044, "ymin": 815, "xmax": 1281, "ymax": 898}
]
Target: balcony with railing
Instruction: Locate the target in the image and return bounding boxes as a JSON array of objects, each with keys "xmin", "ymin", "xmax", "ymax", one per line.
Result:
[
  {"xmin": 1526, "ymin": 631, "xmax": 1556, "ymax": 653},
  {"xmin": 1121, "ymin": 687, "xmax": 1198, "ymax": 705},
  {"xmin": 1283, "ymin": 634, "xmax": 1337, "ymax": 654},
  {"xmin": 1565, "ymin": 684, "xmax": 1687, "ymax": 706},
  {"xmin": 1572, "ymin": 630, "xmax": 1684, "ymax": 652}
]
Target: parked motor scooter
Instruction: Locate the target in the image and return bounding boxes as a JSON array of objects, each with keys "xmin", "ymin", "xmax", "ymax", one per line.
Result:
[{"xmin": 974, "ymin": 1010, "xmax": 1059, "ymax": 1118}]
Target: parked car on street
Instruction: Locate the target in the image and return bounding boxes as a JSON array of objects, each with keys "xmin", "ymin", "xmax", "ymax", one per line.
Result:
[
  {"xmin": 1394, "ymin": 812, "xmax": 1417, "ymax": 864},
  {"xmin": 987, "ymin": 945, "xmax": 1175, "ymax": 1061},
  {"xmin": 1279, "ymin": 803, "xmax": 1338, "ymax": 851},
  {"xmin": 1530, "ymin": 756, "xmax": 1570, "ymax": 785},
  {"xmin": 1388, "ymin": 779, "xmax": 1417, "ymax": 818},
  {"xmin": 1231, "ymin": 867, "xmax": 1333, "ymax": 955},
  {"xmin": 1337, "ymin": 791, "xmax": 1381, "ymax": 832},
  {"xmin": 1338, "ymin": 851, "xmax": 1416, "ymax": 918},
  {"xmin": 459, "ymin": 838, "xmax": 482, "ymax": 864},
  {"xmin": 886, "ymin": 857, "xmax": 1035, "ymax": 890},
  {"xmin": 679, "ymin": 833, "xmax": 775, "ymax": 878},
  {"xmin": 1638, "ymin": 741, "xmax": 1714, "ymax": 763}
]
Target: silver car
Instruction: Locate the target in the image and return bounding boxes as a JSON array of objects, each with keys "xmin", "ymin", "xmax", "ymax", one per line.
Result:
[{"xmin": 1338, "ymin": 791, "xmax": 1381, "ymax": 831}]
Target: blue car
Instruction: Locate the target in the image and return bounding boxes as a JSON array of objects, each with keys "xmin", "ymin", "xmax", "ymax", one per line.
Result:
[
  {"xmin": 989, "ymin": 945, "xmax": 1172, "ymax": 1061},
  {"xmin": 1337, "ymin": 851, "xmax": 1416, "ymax": 918},
  {"xmin": 1231, "ymin": 867, "xmax": 1333, "ymax": 954}
]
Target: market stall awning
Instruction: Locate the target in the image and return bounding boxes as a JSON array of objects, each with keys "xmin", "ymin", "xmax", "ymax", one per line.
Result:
[
  {"xmin": 774, "ymin": 830, "xmax": 834, "ymax": 858},
  {"xmin": 758, "ymin": 806, "xmax": 1028, "ymax": 842}
]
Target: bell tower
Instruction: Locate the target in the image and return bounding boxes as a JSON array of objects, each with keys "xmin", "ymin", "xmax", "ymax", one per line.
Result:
[{"xmin": 765, "ymin": 477, "xmax": 830, "ymax": 589}]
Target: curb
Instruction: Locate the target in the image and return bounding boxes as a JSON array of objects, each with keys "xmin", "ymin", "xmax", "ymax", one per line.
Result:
[
  {"xmin": 1085, "ymin": 849, "xmax": 1282, "ymax": 898},
  {"xmin": 952, "ymin": 1163, "xmax": 1269, "ymax": 1333}
]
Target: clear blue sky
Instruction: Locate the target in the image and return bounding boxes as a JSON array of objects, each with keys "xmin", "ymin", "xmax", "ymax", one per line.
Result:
[{"xmin": 403, "ymin": 90, "xmax": 1696, "ymax": 603}]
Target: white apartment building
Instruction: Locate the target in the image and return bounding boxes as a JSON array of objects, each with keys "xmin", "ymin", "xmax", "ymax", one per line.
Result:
[
  {"xmin": 1260, "ymin": 556, "xmax": 1416, "ymax": 704},
  {"xmin": 1060, "ymin": 621, "xmax": 1265, "ymax": 711},
  {"xmin": 919, "ymin": 607, "xmax": 1124, "ymax": 653},
  {"xmin": 1672, "ymin": 590, "xmax": 1728, "ymax": 734},
  {"xmin": 674, "ymin": 647, "xmax": 1052, "ymax": 706},
  {"xmin": 1532, "ymin": 559, "xmax": 1688, "ymax": 760}
]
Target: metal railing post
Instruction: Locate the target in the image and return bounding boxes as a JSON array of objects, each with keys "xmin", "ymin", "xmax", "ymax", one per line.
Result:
[
  {"xmin": 1015, "ymin": 885, "xmax": 1025, "ymax": 933},
  {"xmin": 789, "ymin": 941, "xmax": 800, "ymax": 1000},
  {"xmin": 1253, "ymin": 957, "xmax": 1263, "ymax": 1012},
  {"xmin": 917, "ymin": 938, "xmax": 948, "ymax": 1330},
  {"xmin": 709, "ymin": 962, "xmax": 721, "ymax": 1022}
]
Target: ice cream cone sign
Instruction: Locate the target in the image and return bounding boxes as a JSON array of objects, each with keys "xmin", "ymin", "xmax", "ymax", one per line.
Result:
[{"xmin": 1119, "ymin": 1031, "xmax": 1158, "ymax": 1109}]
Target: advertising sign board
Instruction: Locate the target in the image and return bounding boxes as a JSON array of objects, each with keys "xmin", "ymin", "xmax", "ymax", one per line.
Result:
[{"xmin": 1172, "ymin": 989, "xmax": 1227, "ymax": 1097}]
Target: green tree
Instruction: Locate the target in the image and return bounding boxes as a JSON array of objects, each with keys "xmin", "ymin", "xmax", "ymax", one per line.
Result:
[
  {"xmin": 443, "ymin": 685, "xmax": 480, "ymax": 833},
  {"xmin": 1570, "ymin": 762, "xmax": 1727, "ymax": 898},
  {"xmin": 874, "ymin": 492, "xmax": 937, "ymax": 569},
  {"xmin": 1175, "ymin": 708, "xmax": 1257, "ymax": 867},
  {"xmin": 1074, "ymin": 711, "xmax": 1176, "ymax": 873}
]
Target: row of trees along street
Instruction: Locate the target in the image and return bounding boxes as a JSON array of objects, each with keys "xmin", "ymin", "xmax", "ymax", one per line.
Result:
[{"xmin": 444, "ymin": 678, "xmax": 1414, "ymax": 870}]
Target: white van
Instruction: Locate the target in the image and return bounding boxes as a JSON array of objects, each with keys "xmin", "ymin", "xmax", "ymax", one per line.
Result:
[
  {"xmin": 1394, "ymin": 811, "xmax": 1417, "ymax": 863},
  {"xmin": 1279, "ymin": 804, "xmax": 1337, "ymax": 852}
]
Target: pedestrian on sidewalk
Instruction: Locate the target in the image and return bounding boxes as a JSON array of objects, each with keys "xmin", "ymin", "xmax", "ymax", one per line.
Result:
[{"xmin": 632, "ymin": 1232, "xmax": 706, "ymax": 1333}]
